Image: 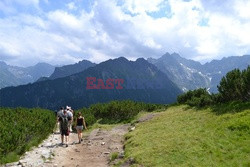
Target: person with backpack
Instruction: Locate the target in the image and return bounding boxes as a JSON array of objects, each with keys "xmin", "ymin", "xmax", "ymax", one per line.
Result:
[
  {"xmin": 59, "ymin": 109, "xmax": 72, "ymax": 147},
  {"xmin": 56, "ymin": 107, "xmax": 64, "ymax": 133},
  {"xmin": 75, "ymin": 112, "xmax": 87, "ymax": 143},
  {"xmin": 66, "ymin": 106, "xmax": 74, "ymax": 132}
]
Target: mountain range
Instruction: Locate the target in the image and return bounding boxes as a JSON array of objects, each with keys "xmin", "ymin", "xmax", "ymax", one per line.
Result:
[
  {"xmin": 49, "ymin": 60, "xmax": 96, "ymax": 80},
  {"xmin": 0, "ymin": 53, "xmax": 249, "ymax": 110},
  {"xmin": 148, "ymin": 53, "xmax": 250, "ymax": 92},
  {"xmin": 0, "ymin": 61, "xmax": 55, "ymax": 89},
  {"xmin": 0, "ymin": 57, "xmax": 181, "ymax": 110}
]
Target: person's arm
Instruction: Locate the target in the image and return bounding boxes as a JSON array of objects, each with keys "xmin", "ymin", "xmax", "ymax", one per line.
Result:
[
  {"xmin": 83, "ymin": 117, "xmax": 87, "ymax": 130},
  {"xmin": 75, "ymin": 117, "xmax": 78, "ymax": 128}
]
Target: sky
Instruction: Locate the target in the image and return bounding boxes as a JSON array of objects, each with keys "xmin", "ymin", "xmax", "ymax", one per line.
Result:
[{"xmin": 0, "ymin": 0, "xmax": 250, "ymax": 67}]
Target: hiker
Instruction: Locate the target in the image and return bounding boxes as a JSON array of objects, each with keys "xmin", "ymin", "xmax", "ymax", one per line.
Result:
[
  {"xmin": 75, "ymin": 112, "xmax": 87, "ymax": 143},
  {"xmin": 59, "ymin": 109, "xmax": 72, "ymax": 147},
  {"xmin": 57, "ymin": 107, "xmax": 64, "ymax": 133},
  {"xmin": 66, "ymin": 106, "xmax": 74, "ymax": 132}
]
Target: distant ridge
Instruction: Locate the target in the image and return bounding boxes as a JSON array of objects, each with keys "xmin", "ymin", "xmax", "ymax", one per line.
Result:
[
  {"xmin": 0, "ymin": 61, "xmax": 55, "ymax": 89},
  {"xmin": 148, "ymin": 53, "xmax": 250, "ymax": 92},
  {"xmin": 49, "ymin": 60, "xmax": 96, "ymax": 80},
  {"xmin": 0, "ymin": 57, "xmax": 181, "ymax": 110}
]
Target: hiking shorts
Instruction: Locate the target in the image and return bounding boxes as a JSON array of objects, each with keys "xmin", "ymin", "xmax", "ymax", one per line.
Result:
[
  {"xmin": 61, "ymin": 129, "xmax": 69, "ymax": 136},
  {"xmin": 76, "ymin": 126, "xmax": 83, "ymax": 131}
]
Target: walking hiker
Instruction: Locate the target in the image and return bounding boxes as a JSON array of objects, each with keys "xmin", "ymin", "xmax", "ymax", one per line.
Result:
[
  {"xmin": 66, "ymin": 106, "xmax": 74, "ymax": 132},
  {"xmin": 59, "ymin": 109, "xmax": 72, "ymax": 147},
  {"xmin": 75, "ymin": 112, "xmax": 87, "ymax": 143},
  {"xmin": 57, "ymin": 107, "xmax": 64, "ymax": 133}
]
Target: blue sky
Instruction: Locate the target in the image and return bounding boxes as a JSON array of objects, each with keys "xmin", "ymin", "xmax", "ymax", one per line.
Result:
[{"xmin": 0, "ymin": 0, "xmax": 250, "ymax": 67}]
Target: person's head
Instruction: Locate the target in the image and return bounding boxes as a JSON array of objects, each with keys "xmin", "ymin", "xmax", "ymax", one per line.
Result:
[{"xmin": 77, "ymin": 112, "xmax": 82, "ymax": 117}]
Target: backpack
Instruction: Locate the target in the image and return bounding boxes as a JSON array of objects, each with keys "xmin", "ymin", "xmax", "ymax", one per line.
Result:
[{"xmin": 60, "ymin": 116, "xmax": 69, "ymax": 131}]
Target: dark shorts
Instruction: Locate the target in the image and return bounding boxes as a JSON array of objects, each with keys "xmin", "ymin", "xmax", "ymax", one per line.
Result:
[{"xmin": 61, "ymin": 129, "xmax": 69, "ymax": 136}]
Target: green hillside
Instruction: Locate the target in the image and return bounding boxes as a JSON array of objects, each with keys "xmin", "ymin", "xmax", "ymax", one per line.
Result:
[
  {"xmin": 124, "ymin": 104, "xmax": 250, "ymax": 167},
  {"xmin": 0, "ymin": 108, "xmax": 56, "ymax": 164}
]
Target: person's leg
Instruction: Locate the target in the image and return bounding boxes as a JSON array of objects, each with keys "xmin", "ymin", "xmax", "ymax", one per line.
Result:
[
  {"xmin": 65, "ymin": 129, "xmax": 69, "ymax": 147},
  {"xmin": 77, "ymin": 129, "xmax": 81, "ymax": 142},
  {"xmin": 79, "ymin": 129, "xmax": 83, "ymax": 141},
  {"xmin": 65, "ymin": 136, "xmax": 69, "ymax": 147},
  {"xmin": 61, "ymin": 135, "xmax": 64, "ymax": 144}
]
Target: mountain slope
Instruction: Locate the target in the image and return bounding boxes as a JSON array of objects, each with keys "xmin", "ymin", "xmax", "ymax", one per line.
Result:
[
  {"xmin": 203, "ymin": 55, "xmax": 250, "ymax": 92},
  {"xmin": 49, "ymin": 60, "xmax": 96, "ymax": 80},
  {"xmin": 148, "ymin": 53, "xmax": 210, "ymax": 91},
  {"xmin": 0, "ymin": 57, "xmax": 182, "ymax": 110},
  {"xmin": 0, "ymin": 61, "xmax": 55, "ymax": 89},
  {"xmin": 148, "ymin": 53, "xmax": 250, "ymax": 92},
  {"xmin": 125, "ymin": 104, "xmax": 250, "ymax": 166}
]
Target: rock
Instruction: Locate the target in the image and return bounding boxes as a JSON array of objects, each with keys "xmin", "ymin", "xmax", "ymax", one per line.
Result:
[
  {"xmin": 53, "ymin": 164, "xmax": 58, "ymax": 167},
  {"xmin": 129, "ymin": 157, "xmax": 135, "ymax": 163},
  {"xmin": 71, "ymin": 158, "xmax": 74, "ymax": 160},
  {"xmin": 18, "ymin": 160, "xmax": 27, "ymax": 166},
  {"xmin": 101, "ymin": 142, "xmax": 105, "ymax": 145},
  {"xmin": 92, "ymin": 137, "xmax": 104, "ymax": 140},
  {"xmin": 130, "ymin": 127, "xmax": 135, "ymax": 131},
  {"xmin": 45, "ymin": 160, "xmax": 51, "ymax": 163},
  {"xmin": 119, "ymin": 151, "xmax": 125, "ymax": 158},
  {"xmin": 104, "ymin": 152, "xmax": 110, "ymax": 154},
  {"xmin": 5, "ymin": 162, "xmax": 19, "ymax": 166}
]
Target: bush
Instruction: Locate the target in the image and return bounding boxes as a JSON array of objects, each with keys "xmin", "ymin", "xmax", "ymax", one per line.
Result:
[
  {"xmin": 218, "ymin": 66, "xmax": 250, "ymax": 102},
  {"xmin": 0, "ymin": 108, "xmax": 56, "ymax": 164},
  {"xmin": 177, "ymin": 88, "xmax": 213, "ymax": 107},
  {"xmin": 74, "ymin": 100, "xmax": 167, "ymax": 125}
]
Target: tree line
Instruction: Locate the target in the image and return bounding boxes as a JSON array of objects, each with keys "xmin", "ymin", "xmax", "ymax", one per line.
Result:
[{"xmin": 74, "ymin": 100, "xmax": 166, "ymax": 127}]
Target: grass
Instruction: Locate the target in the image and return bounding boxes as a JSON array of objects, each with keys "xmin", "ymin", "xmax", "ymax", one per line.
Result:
[
  {"xmin": 110, "ymin": 152, "xmax": 119, "ymax": 161},
  {"xmin": 124, "ymin": 105, "xmax": 250, "ymax": 167}
]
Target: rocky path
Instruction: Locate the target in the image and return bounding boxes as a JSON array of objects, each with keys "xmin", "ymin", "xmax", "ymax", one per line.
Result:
[
  {"xmin": 50, "ymin": 124, "xmax": 130, "ymax": 167},
  {"xmin": 4, "ymin": 113, "xmax": 159, "ymax": 167},
  {"xmin": 4, "ymin": 124, "xmax": 130, "ymax": 167}
]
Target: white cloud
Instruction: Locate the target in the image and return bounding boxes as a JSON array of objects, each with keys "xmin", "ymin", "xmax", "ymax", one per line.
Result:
[
  {"xmin": 0, "ymin": 0, "xmax": 250, "ymax": 66},
  {"xmin": 122, "ymin": 0, "xmax": 165, "ymax": 14},
  {"xmin": 67, "ymin": 2, "xmax": 77, "ymax": 10},
  {"xmin": 234, "ymin": 0, "xmax": 250, "ymax": 19}
]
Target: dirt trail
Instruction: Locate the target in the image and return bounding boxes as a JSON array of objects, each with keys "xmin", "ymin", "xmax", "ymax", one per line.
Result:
[
  {"xmin": 4, "ymin": 124, "xmax": 130, "ymax": 167},
  {"xmin": 50, "ymin": 124, "xmax": 130, "ymax": 167},
  {"xmin": 4, "ymin": 113, "xmax": 159, "ymax": 167}
]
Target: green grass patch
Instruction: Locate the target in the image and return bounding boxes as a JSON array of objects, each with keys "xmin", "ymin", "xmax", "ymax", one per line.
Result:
[
  {"xmin": 124, "ymin": 105, "xmax": 250, "ymax": 167},
  {"xmin": 110, "ymin": 152, "xmax": 119, "ymax": 161}
]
